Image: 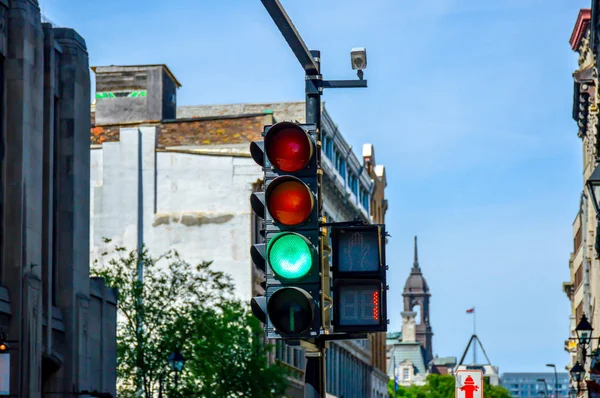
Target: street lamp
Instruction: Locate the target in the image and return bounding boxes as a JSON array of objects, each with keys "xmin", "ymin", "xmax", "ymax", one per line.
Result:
[
  {"xmin": 546, "ymin": 364, "xmax": 559, "ymax": 398},
  {"xmin": 586, "ymin": 162, "xmax": 600, "ymax": 214},
  {"xmin": 168, "ymin": 350, "xmax": 186, "ymax": 388},
  {"xmin": 538, "ymin": 379, "xmax": 550, "ymax": 398},
  {"xmin": 576, "ymin": 314, "xmax": 594, "ymax": 347},
  {"xmin": 570, "ymin": 362, "xmax": 585, "ymax": 389},
  {"xmin": 576, "ymin": 314, "xmax": 594, "ymax": 365}
]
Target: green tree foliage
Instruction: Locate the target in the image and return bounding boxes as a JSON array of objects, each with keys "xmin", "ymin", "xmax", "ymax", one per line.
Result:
[
  {"xmin": 388, "ymin": 374, "xmax": 511, "ymax": 398},
  {"xmin": 92, "ymin": 244, "xmax": 288, "ymax": 398}
]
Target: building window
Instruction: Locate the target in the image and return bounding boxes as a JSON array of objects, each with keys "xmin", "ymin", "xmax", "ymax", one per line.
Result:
[
  {"xmin": 334, "ymin": 150, "xmax": 347, "ymax": 178},
  {"xmin": 348, "ymin": 173, "xmax": 358, "ymax": 196},
  {"xmin": 575, "ymin": 265, "xmax": 583, "ymax": 290},
  {"xmin": 323, "ymin": 135, "xmax": 333, "ymax": 159},
  {"xmin": 574, "ymin": 224, "xmax": 582, "ymax": 252},
  {"xmin": 359, "ymin": 187, "xmax": 370, "ymax": 211},
  {"xmin": 576, "ymin": 301, "xmax": 584, "ymax": 325},
  {"xmin": 403, "ymin": 368, "xmax": 409, "ymax": 380}
]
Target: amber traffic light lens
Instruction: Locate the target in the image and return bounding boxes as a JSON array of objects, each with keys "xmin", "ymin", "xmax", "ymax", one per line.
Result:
[
  {"xmin": 0, "ymin": 343, "xmax": 7, "ymax": 351},
  {"xmin": 266, "ymin": 125, "xmax": 312, "ymax": 172},
  {"xmin": 267, "ymin": 178, "xmax": 313, "ymax": 226}
]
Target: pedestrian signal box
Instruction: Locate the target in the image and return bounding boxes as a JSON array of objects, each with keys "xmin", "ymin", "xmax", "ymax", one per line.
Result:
[{"xmin": 331, "ymin": 224, "xmax": 387, "ymax": 333}]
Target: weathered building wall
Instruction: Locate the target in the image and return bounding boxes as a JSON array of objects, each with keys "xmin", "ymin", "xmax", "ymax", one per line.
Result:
[{"xmin": 91, "ymin": 127, "xmax": 261, "ymax": 300}]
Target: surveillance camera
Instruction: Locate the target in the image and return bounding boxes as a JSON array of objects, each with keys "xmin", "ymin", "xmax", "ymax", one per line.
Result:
[{"xmin": 351, "ymin": 47, "xmax": 367, "ymax": 71}]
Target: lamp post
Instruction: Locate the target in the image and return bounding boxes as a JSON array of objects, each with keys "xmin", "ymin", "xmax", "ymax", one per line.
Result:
[
  {"xmin": 546, "ymin": 364, "xmax": 559, "ymax": 398},
  {"xmin": 168, "ymin": 350, "xmax": 186, "ymax": 389},
  {"xmin": 585, "ymin": 162, "xmax": 600, "ymax": 256},
  {"xmin": 570, "ymin": 362, "xmax": 585, "ymax": 393},
  {"xmin": 576, "ymin": 314, "xmax": 594, "ymax": 364},
  {"xmin": 539, "ymin": 379, "xmax": 550, "ymax": 398},
  {"xmin": 568, "ymin": 386, "xmax": 577, "ymax": 398}
]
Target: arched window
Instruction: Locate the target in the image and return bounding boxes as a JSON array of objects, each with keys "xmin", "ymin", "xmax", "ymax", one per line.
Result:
[{"xmin": 413, "ymin": 304, "xmax": 421, "ymax": 325}]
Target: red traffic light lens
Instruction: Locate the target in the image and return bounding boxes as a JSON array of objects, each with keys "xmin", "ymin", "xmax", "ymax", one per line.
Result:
[
  {"xmin": 266, "ymin": 123, "xmax": 312, "ymax": 172},
  {"xmin": 267, "ymin": 177, "xmax": 314, "ymax": 226}
]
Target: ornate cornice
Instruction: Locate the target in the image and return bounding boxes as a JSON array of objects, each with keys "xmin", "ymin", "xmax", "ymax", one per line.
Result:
[{"xmin": 572, "ymin": 9, "xmax": 592, "ymax": 52}]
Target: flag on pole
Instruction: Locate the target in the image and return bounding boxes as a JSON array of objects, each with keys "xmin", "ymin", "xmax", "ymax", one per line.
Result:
[{"xmin": 466, "ymin": 308, "xmax": 475, "ymax": 314}]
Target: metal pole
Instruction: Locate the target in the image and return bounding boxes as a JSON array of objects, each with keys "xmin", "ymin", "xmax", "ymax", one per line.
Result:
[
  {"xmin": 304, "ymin": 338, "xmax": 326, "ymax": 398},
  {"xmin": 473, "ymin": 309, "xmax": 477, "ymax": 365},
  {"xmin": 554, "ymin": 369, "xmax": 559, "ymax": 398},
  {"xmin": 259, "ymin": 2, "xmax": 366, "ymax": 397},
  {"xmin": 303, "ymin": 49, "xmax": 326, "ymax": 398}
]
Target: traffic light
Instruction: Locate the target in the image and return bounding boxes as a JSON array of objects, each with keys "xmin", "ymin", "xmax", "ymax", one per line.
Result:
[
  {"xmin": 574, "ymin": 83, "xmax": 590, "ymax": 137},
  {"xmin": 0, "ymin": 342, "xmax": 6, "ymax": 353},
  {"xmin": 331, "ymin": 224, "xmax": 387, "ymax": 333},
  {"xmin": 250, "ymin": 121, "xmax": 322, "ymax": 339}
]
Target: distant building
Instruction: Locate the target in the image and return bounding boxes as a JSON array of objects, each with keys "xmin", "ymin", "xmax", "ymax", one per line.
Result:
[
  {"xmin": 429, "ymin": 356, "xmax": 457, "ymax": 375},
  {"xmin": 386, "ymin": 330, "xmax": 427, "ymax": 387},
  {"xmin": 89, "ymin": 64, "xmax": 389, "ymax": 398},
  {"xmin": 501, "ymin": 372, "xmax": 570, "ymax": 398},
  {"xmin": 0, "ymin": 1, "xmax": 117, "ymax": 396},
  {"xmin": 386, "ymin": 238, "xmax": 455, "ymax": 387}
]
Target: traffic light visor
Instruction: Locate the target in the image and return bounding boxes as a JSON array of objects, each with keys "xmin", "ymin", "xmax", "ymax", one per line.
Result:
[
  {"xmin": 268, "ymin": 232, "xmax": 313, "ymax": 280},
  {"xmin": 267, "ymin": 177, "xmax": 314, "ymax": 226},
  {"xmin": 268, "ymin": 287, "xmax": 315, "ymax": 334},
  {"xmin": 265, "ymin": 123, "xmax": 313, "ymax": 172}
]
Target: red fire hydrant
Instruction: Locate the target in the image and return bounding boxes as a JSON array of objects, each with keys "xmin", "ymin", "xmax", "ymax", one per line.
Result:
[{"xmin": 460, "ymin": 375, "xmax": 479, "ymax": 398}]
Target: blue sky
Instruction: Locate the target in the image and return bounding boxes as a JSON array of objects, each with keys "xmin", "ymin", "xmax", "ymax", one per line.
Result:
[{"xmin": 44, "ymin": 0, "xmax": 589, "ymax": 373}]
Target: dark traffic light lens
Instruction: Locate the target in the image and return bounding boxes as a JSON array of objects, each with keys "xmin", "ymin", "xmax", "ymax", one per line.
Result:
[
  {"xmin": 267, "ymin": 177, "xmax": 313, "ymax": 226},
  {"xmin": 268, "ymin": 287, "xmax": 315, "ymax": 334},
  {"xmin": 266, "ymin": 124, "xmax": 312, "ymax": 172},
  {"xmin": 268, "ymin": 233, "xmax": 313, "ymax": 280}
]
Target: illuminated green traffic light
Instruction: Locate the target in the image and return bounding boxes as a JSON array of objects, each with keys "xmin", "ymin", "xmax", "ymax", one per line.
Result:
[{"xmin": 268, "ymin": 233, "xmax": 313, "ymax": 280}]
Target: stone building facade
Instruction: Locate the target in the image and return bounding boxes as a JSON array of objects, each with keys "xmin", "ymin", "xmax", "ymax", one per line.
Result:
[
  {"xmin": 89, "ymin": 64, "xmax": 389, "ymax": 398},
  {"xmin": 564, "ymin": 7, "xmax": 597, "ymax": 375},
  {"xmin": 0, "ymin": 1, "xmax": 117, "ymax": 396}
]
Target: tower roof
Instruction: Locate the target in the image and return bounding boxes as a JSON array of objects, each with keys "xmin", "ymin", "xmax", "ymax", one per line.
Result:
[{"xmin": 404, "ymin": 236, "xmax": 430, "ymax": 293}]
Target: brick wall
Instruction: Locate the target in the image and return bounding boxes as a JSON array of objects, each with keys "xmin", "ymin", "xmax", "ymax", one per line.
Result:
[{"xmin": 91, "ymin": 114, "xmax": 268, "ymax": 147}]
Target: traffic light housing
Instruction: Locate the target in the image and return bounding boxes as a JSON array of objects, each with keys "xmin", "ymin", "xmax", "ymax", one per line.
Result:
[
  {"xmin": 573, "ymin": 82, "xmax": 591, "ymax": 137},
  {"xmin": 331, "ymin": 224, "xmax": 387, "ymax": 333},
  {"xmin": 250, "ymin": 122, "xmax": 322, "ymax": 339}
]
